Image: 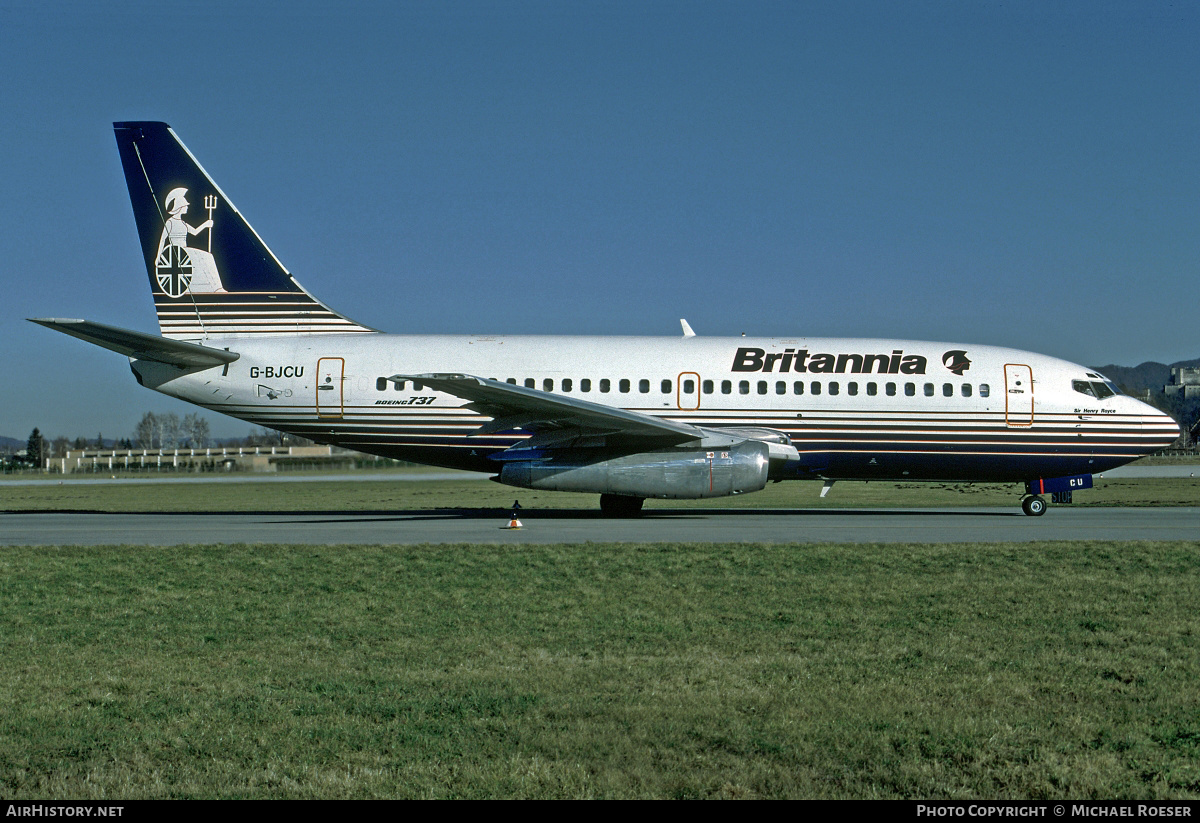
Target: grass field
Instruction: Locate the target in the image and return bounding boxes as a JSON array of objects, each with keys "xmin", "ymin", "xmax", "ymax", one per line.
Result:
[
  {"xmin": 3, "ymin": 475, "xmax": 1198, "ymax": 798},
  {"xmin": 3, "ymin": 475, "xmax": 1200, "ymax": 513},
  {"xmin": 2, "ymin": 540, "xmax": 1199, "ymax": 799}
]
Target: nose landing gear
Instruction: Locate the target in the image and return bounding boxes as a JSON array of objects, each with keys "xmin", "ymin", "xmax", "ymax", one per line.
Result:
[
  {"xmin": 1021, "ymin": 475, "xmax": 1091, "ymax": 516},
  {"xmin": 1021, "ymin": 495, "xmax": 1047, "ymax": 516}
]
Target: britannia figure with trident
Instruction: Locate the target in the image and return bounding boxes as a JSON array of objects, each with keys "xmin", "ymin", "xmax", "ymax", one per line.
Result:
[{"xmin": 153, "ymin": 187, "xmax": 226, "ymax": 296}]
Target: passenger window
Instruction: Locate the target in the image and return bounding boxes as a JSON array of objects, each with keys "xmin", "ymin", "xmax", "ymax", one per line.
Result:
[
  {"xmin": 702, "ymin": 380, "xmax": 713, "ymax": 394},
  {"xmin": 848, "ymin": 382, "xmax": 858, "ymax": 396},
  {"xmin": 867, "ymin": 382, "xmax": 877, "ymax": 396},
  {"xmin": 413, "ymin": 382, "xmax": 423, "ymax": 391},
  {"xmin": 506, "ymin": 378, "xmax": 517, "ymax": 385},
  {"xmin": 376, "ymin": 377, "xmax": 387, "ymax": 391},
  {"xmin": 739, "ymin": 381, "xmax": 750, "ymax": 395},
  {"xmin": 793, "ymin": 381, "xmax": 804, "ymax": 395},
  {"xmin": 924, "ymin": 383, "xmax": 934, "ymax": 397},
  {"xmin": 905, "ymin": 383, "xmax": 915, "ymax": 396},
  {"xmin": 600, "ymin": 379, "xmax": 610, "ymax": 393},
  {"xmin": 776, "ymin": 381, "xmax": 786, "ymax": 395},
  {"xmin": 639, "ymin": 379, "xmax": 650, "ymax": 393},
  {"xmin": 811, "ymin": 381, "xmax": 822, "ymax": 396},
  {"xmin": 829, "ymin": 382, "xmax": 840, "ymax": 396},
  {"xmin": 619, "ymin": 379, "xmax": 630, "ymax": 393},
  {"xmin": 662, "ymin": 379, "xmax": 673, "ymax": 393},
  {"xmin": 961, "ymin": 384, "xmax": 972, "ymax": 397},
  {"xmin": 722, "ymin": 380, "xmax": 732, "ymax": 394},
  {"xmin": 757, "ymin": 381, "xmax": 768, "ymax": 395},
  {"xmin": 525, "ymin": 378, "xmax": 535, "ymax": 389},
  {"xmin": 581, "ymin": 379, "xmax": 591, "ymax": 392},
  {"xmin": 943, "ymin": 383, "xmax": 953, "ymax": 397},
  {"xmin": 980, "ymin": 384, "xmax": 990, "ymax": 398},
  {"xmin": 886, "ymin": 382, "xmax": 896, "ymax": 397},
  {"xmin": 562, "ymin": 379, "xmax": 572, "ymax": 392},
  {"xmin": 544, "ymin": 378, "xmax": 554, "ymax": 392},
  {"xmin": 683, "ymin": 379, "xmax": 694, "ymax": 393},
  {"xmin": 395, "ymin": 380, "xmax": 405, "ymax": 391}
]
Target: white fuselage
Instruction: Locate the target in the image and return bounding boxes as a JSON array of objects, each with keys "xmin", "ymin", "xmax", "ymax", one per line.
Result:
[{"xmin": 133, "ymin": 333, "xmax": 1179, "ymax": 483}]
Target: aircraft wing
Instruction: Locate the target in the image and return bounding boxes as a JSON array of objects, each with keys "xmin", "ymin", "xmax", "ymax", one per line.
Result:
[
  {"xmin": 391, "ymin": 373, "xmax": 703, "ymax": 444},
  {"xmin": 29, "ymin": 318, "xmax": 240, "ymax": 368}
]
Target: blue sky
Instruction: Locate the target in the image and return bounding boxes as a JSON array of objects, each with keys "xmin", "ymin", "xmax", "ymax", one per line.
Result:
[{"xmin": 2, "ymin": 0, "xmax": 1197, "ymax": 440}]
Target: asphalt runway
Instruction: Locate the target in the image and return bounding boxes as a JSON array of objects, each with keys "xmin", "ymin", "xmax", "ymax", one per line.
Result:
[
  {"xmin": 4, "ymin": 506, "xmax": 1198, "ymax": 545},
  {"xmin": 0, "ymin": 463, "xmax": 1189, "ymax": 488}
]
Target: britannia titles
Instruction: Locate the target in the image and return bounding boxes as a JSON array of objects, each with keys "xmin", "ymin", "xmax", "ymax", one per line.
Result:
[{"xmin": 731, "ymin": 346, "xmax": 928, "ymax": 375}]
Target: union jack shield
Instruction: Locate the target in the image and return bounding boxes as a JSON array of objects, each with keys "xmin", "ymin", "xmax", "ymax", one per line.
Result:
[{"xmin": 156, "ymin": 244, "xmax": 193, "ymax": 297}]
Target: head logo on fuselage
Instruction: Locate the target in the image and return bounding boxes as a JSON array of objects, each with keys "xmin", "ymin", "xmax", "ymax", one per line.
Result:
[{"xmin": 942, "ymin": 350, "xmax": 971, "ymax": 375}]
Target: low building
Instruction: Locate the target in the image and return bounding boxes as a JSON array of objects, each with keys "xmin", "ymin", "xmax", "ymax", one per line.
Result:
[{"xmin": 48, "ymin": 445, "xmax": 360, "ymax": 474}]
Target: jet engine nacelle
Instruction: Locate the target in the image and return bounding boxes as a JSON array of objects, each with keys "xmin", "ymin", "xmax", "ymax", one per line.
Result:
[{"xmin": 497, "ymin": 439, "xmax": 770, "ymax": 499}]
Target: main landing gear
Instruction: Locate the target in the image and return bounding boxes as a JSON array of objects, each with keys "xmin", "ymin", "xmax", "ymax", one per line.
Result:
[
  {"xmin": 1020, "ymin": 495, "xmax": 1047, "ymax": 517},
  {"xmin": 599, "ymin": 494, "xmax": 645, "ymax": 518}
]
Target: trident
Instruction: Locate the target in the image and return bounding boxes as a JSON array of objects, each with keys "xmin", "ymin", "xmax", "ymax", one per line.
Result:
[{"xmin": 204, "ymin": 194, "xmax": 217, "ymax": 251}]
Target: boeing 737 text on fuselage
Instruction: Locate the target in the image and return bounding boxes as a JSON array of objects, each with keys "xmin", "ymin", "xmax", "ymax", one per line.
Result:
[{"xmin": 31, "ymin": 122, "xmax": 1180, "ymax": 516}]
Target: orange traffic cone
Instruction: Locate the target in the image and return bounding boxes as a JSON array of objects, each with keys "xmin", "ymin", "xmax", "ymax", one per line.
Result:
[{"xmin": 503, "ymin": 500, "xmax": 523, "ymax": 529}]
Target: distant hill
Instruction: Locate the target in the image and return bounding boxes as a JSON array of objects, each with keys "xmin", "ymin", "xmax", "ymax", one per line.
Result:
[
  {"xmin": 0, "ymin": 435, "xmax": 23, "ymax": 451},
  {"xmin": 1091, "ymin": 358, "xmax": 1200, "ymax": 395}
]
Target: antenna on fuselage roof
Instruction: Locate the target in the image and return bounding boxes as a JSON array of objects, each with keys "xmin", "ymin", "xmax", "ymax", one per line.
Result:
[{"xmin": 680, "ymin": 319, "xmax": 696, "ymax": 338}]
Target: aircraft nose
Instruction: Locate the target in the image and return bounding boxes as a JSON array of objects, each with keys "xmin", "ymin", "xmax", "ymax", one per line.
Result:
[{"xmin": 1138, "ymin": 401, "xmax": 1180, "ymax": 451}]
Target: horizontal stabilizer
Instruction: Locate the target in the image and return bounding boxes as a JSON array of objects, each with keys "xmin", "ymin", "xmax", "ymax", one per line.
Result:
[{"xmin": 28, "ymin": 318, "xmax": 239, "ymax": 368}]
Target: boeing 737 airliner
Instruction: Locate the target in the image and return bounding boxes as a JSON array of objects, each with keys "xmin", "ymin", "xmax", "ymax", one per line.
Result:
[{"xmin": 31, "ymin": 122, "xmax": 1180, "ymax": 516}]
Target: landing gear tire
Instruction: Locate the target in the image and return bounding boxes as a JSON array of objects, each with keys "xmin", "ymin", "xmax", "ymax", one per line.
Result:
[
  {"xmin": 600, "ymin": 494, "xmax": 645, "ymax": 518},
  {"xmin": 1021, "ymin": 495, "xmax": 1047, "ymax": 517}
]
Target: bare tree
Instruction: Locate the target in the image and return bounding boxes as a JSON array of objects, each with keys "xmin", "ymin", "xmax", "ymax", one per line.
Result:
[
  {"xmin": 182, "ymin": 413, "xmax": 211, "ymax": 448},
  {"xmin": 159, "ymin": 413, "xmax": 181, "ymax": 449},
  {"xmin": 134, "ymin": 412, "xmax": 158, "ymax": 448}
]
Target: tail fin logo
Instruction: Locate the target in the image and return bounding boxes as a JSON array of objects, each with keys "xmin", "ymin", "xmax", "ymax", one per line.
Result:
[{"xmin": 154, "ymin": 188, "xmax": 226, "ymax": 297}]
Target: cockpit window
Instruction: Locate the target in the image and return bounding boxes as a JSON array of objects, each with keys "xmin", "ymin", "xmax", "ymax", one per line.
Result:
[
  {"xmin": 1093, "ymin": 373, "xmax": 1124, "ymax": 396},
  {"xmin": 1074, "ymin": 379, "xmax": 1117, "ymax": 400}
]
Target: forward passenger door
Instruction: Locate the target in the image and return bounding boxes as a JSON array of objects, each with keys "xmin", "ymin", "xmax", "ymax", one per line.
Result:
[{"xmin": 1004, "ymin": 364, "xmax": 1033, "ymax": 427}]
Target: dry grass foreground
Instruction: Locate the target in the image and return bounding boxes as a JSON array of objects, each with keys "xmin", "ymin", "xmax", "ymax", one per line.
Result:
[{"xmin": 1, "ymin": 540, "xmax": 1198, "ymax": 798}]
